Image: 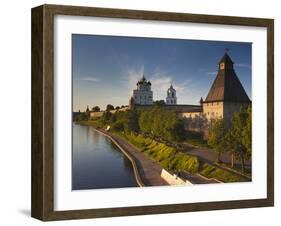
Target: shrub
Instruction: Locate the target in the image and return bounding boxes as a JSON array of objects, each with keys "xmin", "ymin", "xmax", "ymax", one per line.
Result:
[{"xmin": 112, "ymin": 121, "xmax": 124, "ymax": 132}]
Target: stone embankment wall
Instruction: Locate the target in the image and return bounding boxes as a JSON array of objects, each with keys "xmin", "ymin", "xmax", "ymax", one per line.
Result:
[{"xmin": 160, "ymin": 169, "xmax": 193, "ymax": 186}]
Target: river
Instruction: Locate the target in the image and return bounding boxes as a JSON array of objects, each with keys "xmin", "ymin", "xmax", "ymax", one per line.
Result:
[{"xmin": 72, "ymin": 123, "xmax": 138, "ymax": 190}]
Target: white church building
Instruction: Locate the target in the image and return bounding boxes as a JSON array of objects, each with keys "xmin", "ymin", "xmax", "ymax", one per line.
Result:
[
  {"xmin": 130, "ymin": 75, "xmax": 179, "ymax": 106},
  {"xmin": 131, "ymin": 76, "xmax": 153, "ymax": 105}
]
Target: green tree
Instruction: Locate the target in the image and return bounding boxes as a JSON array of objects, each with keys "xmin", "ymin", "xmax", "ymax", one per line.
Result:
[
  {"xmin": 106, "ymin": 104, "xmax": 114, "ymax": 112},
  {"xmin": 242, "ymin": 106, "xmax": 252, "ymax": 154},
  {"xmin": 138, "ymin": 107, "xmax": 185, "ymax": 142},
  {"xmin": 109, "ymin": 113, "xmax": 117, "ymax": 124},
  {"xmin": 102, "ymin": 111, "xmax": 112, "ymax": 122},
  {"xmin": 74, "ymin": 112, "xmax": 89, "ymax": 122},
  {"xmin": 207, "ymin": 119, "xmax": 227, "ymax": 163},
  {"xmin": 227, "ymin": 106, "xmax": 251, "ymax": 173},
  {"xmin": 112, "ymin": 121, "xmax": 124, "ymax": 132},
  {"xmin": 124, "ymin": 110, "xmax": 139, "ymax": 133},
  {"xmin": 91, "ymin": 106, "xmax": 100, "ymax": 112},
  {"xmin": 170, "ymin": 120, "xmax": 186, "ymax": 142},
  {"xmin": 139, "ymin": 110, "xmax": 151, "ymax": 133},
  {"xmin": 153, "ymin": 100, "xmax": 166, "ymax": 107}
]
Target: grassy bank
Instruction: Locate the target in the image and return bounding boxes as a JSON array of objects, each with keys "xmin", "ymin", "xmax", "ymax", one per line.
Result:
[
  {"xmin": 76, "ymin": 120, "xmax": 104, "ymax": 128},
  {"xmin": 120, "ymin": 133, "xmax": 199, "ymax": 173},
  {"xmin": 200, "ymin": 164, "xmax": 248, "ymax": 183}
]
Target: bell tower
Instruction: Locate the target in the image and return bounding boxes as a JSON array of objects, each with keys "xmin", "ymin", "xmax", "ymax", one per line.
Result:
[{"xmin": 166, "ymin": 84, "xmax": 177, "ymax": 105}]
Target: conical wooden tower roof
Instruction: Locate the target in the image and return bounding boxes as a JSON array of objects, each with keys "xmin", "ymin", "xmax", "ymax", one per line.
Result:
[{"xmin": 205, "ymin": 53, "xmax": 250, "ymax": 103}]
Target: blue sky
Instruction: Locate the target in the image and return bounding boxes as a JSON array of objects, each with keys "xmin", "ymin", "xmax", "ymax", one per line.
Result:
[{"xmin": 72, "ymin": 34, "xmax": 252, "ymax": 111}]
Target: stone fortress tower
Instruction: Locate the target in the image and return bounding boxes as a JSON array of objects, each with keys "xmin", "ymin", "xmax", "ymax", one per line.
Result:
[
  {"xmin": 131, "ymin": 75, "xmax": 153, "ymax": 105},
  {"xmin": 166, "ymin": 84, "xmax": 177, "ymax": 105},
  {"xmin": 202, "ymin": 51, "xmax": 251, "ymax": 122}
]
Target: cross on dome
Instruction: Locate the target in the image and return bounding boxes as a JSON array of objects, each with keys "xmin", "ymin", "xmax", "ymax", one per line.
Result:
[{"xmin": 168, "ymin": 83, "xmax": 175, "ymax": 91}]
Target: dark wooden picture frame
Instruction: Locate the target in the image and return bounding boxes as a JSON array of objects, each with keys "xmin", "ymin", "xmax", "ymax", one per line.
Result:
[{"xmin": 31, "ymin": 4, "xmax": 274, "ymax": 221}]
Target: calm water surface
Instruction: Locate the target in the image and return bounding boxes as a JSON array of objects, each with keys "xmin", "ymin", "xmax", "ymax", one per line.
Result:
[{"xmin": 72, "ymin": 124, "xmax": 138, "ymax": 190}]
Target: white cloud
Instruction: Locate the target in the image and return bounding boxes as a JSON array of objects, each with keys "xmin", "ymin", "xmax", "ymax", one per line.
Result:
[
  {"xmin": 236, "ymin": 63, "xmax": 252, "ymax": 69},
  {"xmin": 150, "ymin": 73, "xmax": 172, "ymax": 100},
  {"xmin": 126, "ymin": 66, "xmax": 144, "ymax": 89},
  {"xmin": 207, "ymin": 71, "xmax": 217, "ymax": 76},
  {"xmin": 121, "ymin": 65, "xmax": 144, "ymax": 97},
  {"xmin": 172, "ymin": 79, "xmax": 194, "ymax": 104},
  {"xmin": 80, "ymin": 76, "xmax": 100, "ymax": 82},
  {"xmin": 150, "ymin": 71, "xmax": 194, "ymax": 103}
]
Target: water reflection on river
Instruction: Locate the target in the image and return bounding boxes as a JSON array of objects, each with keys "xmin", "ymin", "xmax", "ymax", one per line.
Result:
[{"xmin": 72, "ymin": 123, "xmax": 137, "ymax": 190}]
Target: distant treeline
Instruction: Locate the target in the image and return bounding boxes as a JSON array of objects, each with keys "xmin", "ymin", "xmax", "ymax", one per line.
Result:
[
  {"xmin": 107, "ymin": 106, "xmax": 185, "ymax": 142},
  {"xmin": 75, "ymin": 106, "xmax": 186, "ymax": 142}
]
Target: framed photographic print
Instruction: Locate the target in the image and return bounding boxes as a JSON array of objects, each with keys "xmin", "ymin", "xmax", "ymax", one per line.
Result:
[{"xmin": 31, "ymin": 4, "xmax": 274, "ymax": 221}]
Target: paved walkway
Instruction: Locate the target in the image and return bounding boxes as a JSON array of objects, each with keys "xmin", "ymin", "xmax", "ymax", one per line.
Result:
[{"xmin": 99, "ymin": 129, "xmax": 168, "ymax": 186}]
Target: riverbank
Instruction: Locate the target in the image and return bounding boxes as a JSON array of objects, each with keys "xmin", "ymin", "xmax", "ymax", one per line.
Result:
[
  {"xmin": 89, "ymin": 126, "xmax": 168, "ymax": 186},
  {"xmin": 77, "ymin": 121, "xmax": 248, "ymax": 183},
  {"xmin": 93, "ymin": 128, "xmax": 145, "ymax": 187},
  {"xmin": 72, "ymin": 123, "xmax": 139, "ymax": 189}
]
